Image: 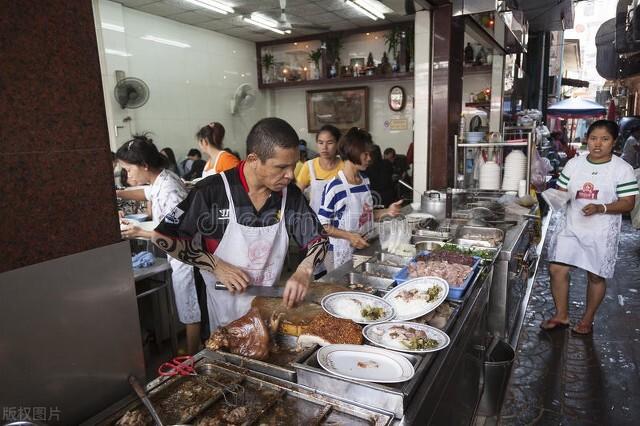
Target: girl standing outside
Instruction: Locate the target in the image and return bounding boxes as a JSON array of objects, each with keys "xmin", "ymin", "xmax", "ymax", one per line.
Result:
[{"xmin": 542, "ymin": 120, "xmax": 638, "ymax": 335}]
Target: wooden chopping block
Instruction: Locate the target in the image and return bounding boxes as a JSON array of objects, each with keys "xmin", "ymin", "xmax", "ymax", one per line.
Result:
[{"xmin": 251, "ymin": 282, "xmax": 348, "ymax": 336}]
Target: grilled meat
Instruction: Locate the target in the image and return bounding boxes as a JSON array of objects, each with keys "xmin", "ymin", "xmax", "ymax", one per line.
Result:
[
  {"xmin": 206, "ymin": 308, "xmax": 271, "ymax": 360},
  {"xmin": 297, "ymin": 312, "xmax": 363, "ymax": 347}
]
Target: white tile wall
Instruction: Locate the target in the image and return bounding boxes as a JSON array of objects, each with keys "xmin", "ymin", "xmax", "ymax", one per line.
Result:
[{"xmin": 97, "ymin": 0, "xmax": 267, "ymax": 160}]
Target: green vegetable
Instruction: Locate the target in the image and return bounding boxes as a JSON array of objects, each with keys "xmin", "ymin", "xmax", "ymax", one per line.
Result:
[
  {"xmin": 424, "ymin": 286, "xmax": 442, "ymax": 303},
  {"xmin": 361, "ymin": 306, "xmax": 385, "ymax": 321},
  {"xmin": 436, "ymin": 243, "xmax": 493, "ymax": 260},
  {"xmin": 401, "ymin": 337, "xmax": 439, "ymax": 350}
]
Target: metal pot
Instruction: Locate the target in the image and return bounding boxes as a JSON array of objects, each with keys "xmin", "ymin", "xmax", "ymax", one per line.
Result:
[{"xmin": 420, "ymin": 191, "xmax": 446, "ymax": 219}]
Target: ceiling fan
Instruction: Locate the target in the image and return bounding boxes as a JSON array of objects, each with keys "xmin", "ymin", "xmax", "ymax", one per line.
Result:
[{"xmin": 268, "ymin": 0, "xmax": 330, "ymax": 32}]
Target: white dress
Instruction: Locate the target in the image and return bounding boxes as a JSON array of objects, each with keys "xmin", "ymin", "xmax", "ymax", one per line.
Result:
[
  {"xmin": 145, "ymin": 169, "xmax": 200, "ymax": 324},
  {"xmin": 547, "ymin": 155, "xmax": 639, "ymax": 278}
]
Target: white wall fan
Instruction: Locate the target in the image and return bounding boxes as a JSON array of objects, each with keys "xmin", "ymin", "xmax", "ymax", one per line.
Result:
[{"xmin": 230, "ymin": 83, "xmax": 257, "ymax": 115}]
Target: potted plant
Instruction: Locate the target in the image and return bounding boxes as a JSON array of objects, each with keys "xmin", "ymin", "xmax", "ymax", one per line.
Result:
[
  {"xmin": 262, "ymin": 52, "xmax": 274, "ymax": 83},
  {"xmin": 384, "ymin": 27, "xmax": 400, "ymax": 71},
  {"xmin": 308, "ymin": 48, "xmax": 322, "ymax": 80}
]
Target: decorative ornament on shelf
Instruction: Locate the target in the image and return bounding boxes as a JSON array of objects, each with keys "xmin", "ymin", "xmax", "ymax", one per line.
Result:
[
  {"xmin": 379, "ymin": 52, "xmax": 392, "ymax": 75},
  {"xmin": 308, "ymin": 48, "xmax": 322, "ymax": 80}
]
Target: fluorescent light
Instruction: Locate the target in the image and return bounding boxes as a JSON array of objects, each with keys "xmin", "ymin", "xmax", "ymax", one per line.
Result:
[
  {"xmin": 244, "ymin": 17, "xmax": 286, "ymax": 35},
  {"xmin": 347, "ymin": 1, "xmax": 378, "ymax": 21},
  {"xmin": 357, "ymin": 0, "xmax": 393, "ymax": 14},
  {"xmin": 141, "ymin": 35, "xmax": 191, "ymax": 48},
  {"xmin": 105, "ymin": 48, "xmax": 132, "ymax": 57},
  {"xmin": 355, "ymin": 0, "xmax": 385, "ymax": 19},
  {"xmin": 102, "ymin": 22, "xmax": 124, "ymax": 32},
  {"xmin": 250, "ymin": 13, "xmax": 279, "ymax": 28},
  {"xmin": 185, "ymin": 0, "xmax": 233, "ymax": 15}
]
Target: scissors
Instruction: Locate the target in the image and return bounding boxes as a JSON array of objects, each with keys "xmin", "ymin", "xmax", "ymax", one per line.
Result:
[{"xmin": 157, "ymin": 355, "xmax": 195, "ymax": 376}]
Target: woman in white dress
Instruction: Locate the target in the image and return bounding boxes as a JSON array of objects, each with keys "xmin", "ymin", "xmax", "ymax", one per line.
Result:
[
  {"xmin": 541, "ymin": 120, "xmax": 638, "ymax": 335},
  {"xmin": 317, "ymin": 127, "xmax": 403, "ymax": 271},
  {"xmin": 116, "ymin": 135, "xmax": 202, "ymax": 354}
]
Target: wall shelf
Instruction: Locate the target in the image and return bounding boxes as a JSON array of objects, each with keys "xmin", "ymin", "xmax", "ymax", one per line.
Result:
[{"xmin": 259, "ymin": 72, "xmax": 414, "ymax": 89}]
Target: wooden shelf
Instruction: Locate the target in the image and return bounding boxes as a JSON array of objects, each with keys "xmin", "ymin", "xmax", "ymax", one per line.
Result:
[{"xmin": 259, "ymin": 72, "xmax": 414, "ymax": 89}]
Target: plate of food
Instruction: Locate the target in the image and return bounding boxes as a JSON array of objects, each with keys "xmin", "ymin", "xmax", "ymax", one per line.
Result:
[
  {"xmin": 362, "ymin": 322, "xmax": 450, "ymax": 353},
  {"xmin": 383, "ymin": 277, "xmax": 448, "ymax": 321},
  {"xmin": 321, "ymin": 292, "xmax": 395, "ymax": 324},
  {"xmin": 317, "ymin": 344, "xmax": 415, "ymax": 383}
]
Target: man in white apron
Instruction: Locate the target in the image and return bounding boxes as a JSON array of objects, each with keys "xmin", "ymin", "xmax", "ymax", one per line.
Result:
[{"xmin": 154, "ymin": 118, "xmax": 329, "ymax": 331}]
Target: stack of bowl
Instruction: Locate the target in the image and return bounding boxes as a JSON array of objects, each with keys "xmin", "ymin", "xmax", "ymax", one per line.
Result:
[
  {"xmin": 501, "ymin": 150, "xmax": 527, "ymax": 191},
  {"xmin": 479, "ymin": 161, "xmax": 501, "ymax": 190}
]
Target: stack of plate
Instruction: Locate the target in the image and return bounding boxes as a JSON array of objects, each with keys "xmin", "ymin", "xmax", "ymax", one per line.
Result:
[
  {"xmin": 502, "ymin": 151, "xmax": 527, "ymax": 191},
  {"xmin": 478, "ymin": 161, "xmax": 501, "ymax": 190},
  {"xmin": 464, "ymin": 132, "xmax": 485, "ymax": 143}
]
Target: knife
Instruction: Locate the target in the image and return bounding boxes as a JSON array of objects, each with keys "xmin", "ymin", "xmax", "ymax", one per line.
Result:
[{"xmin": 214, "ymin": 282, "xmax": 285, "ymax": 297}]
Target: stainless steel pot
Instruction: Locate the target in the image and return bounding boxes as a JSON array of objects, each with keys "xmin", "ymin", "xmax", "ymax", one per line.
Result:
[{"xmin": 420, "ymin": 191, "xmax": 446, "ymax": 219}]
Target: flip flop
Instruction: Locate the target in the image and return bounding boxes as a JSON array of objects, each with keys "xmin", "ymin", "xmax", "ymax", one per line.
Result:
[
  {"xmin": 571, "ymin": 321, "xmax": 593, "ymax": 336},
  {"xmin": 540, "ymin": 318, "xmax": 570, "ymax": 331}
]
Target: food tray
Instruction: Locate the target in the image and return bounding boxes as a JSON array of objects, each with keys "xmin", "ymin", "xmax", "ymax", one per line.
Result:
[
  {"xmin": 453, "ymin": 226, "xmax": 504, "ymax": 248},
  {"xmin": 376, "ymin": 252, "xmax": 413, "ymax": 267},
  {"xmin": 212, "ymin": 333, "xmax": 317, "ymax": 382},
  {"xmin": 294, "ymin": 347, "xmax": 424, "ymax": 418},
  {"xmin": 392, "ymin": 251, "xmax": 482, "ymax": 300},
  {"xmin": 91, "ymin": 353, "xmax": 394, "ymax": 426},
  {"xmin": 347, "ymin": 272, "xmax": 395, "ymax": 291},
  {"xmin": 361, "ymin": 262, "xmax": 403, "ymax": 279}
]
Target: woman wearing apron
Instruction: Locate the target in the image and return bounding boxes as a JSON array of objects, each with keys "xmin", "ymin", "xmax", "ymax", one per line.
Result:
[
  {"xmin": 296, "ymin": 124, "xmax": 344, "ymax": 213},
  {"xmin": 198, "ymin": 122, "xmax": 240, "ymax": 178},
  {"xmin": 317, "ymin": 127, "xmax": 403, "ymax": 271},
  {"xmin": 153, "ymin": 118, "xmax": 329, "ymax": 331},
  {"xmin": 542, "ymin": 120, "xmax": 638, "ymax": 335},
  {"xmin": 116, "ymin": 136, "xmax": 202, "ymax": 354}
]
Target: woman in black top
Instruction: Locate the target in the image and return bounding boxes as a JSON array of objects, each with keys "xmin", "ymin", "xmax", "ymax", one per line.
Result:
[{"xmin": 366, "ymin": 145, "xmax": 396, "ymax": 207}]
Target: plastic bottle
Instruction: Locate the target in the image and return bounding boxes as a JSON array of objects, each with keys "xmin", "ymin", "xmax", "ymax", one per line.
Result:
[{"xmin": 459, "ymin": 114, "xmax": 466, "ymax": 140}]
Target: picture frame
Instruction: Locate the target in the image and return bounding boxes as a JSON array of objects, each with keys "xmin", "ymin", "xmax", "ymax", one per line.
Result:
[{"xmin": 306, "ymin": 86, "xmax": 369, "ymax": 133}]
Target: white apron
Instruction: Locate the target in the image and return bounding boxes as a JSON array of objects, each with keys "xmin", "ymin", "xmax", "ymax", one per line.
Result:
[
  {"xmin": 548, "ymin": 161, "xmax": 622, "ymax": 278},
  {"xmin": 327, "ymin": 171, "xmax": 374, "ymax": 270},
  {"xmin": 201, "ymin": 151, "xmax": 223, "ymax": 178},
  {"xmin": 307, "ymin": 159, "xmax": 327, "ymax": 213},
  {"xmin": 201, "ymin": 173, "xmax": 290, "ymax": 330}
]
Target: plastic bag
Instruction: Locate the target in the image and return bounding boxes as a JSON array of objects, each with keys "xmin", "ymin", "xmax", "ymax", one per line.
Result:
[{"xmin": 531, "ymin": 149, "xmax": 553, "ymax": 192}]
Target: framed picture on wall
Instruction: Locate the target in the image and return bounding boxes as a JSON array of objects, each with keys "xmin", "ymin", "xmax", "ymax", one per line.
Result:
[{"xmin": 306, "ymin": 86, "xmax": 369, "ymax": 133}]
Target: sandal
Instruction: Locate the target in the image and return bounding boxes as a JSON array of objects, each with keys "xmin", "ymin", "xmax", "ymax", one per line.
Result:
[
  {"xmin": 540, "ymin": 318, "xmax": 570, "ymax": 331},
  {"xmin": 571, "ymin": 321, "xmax": 593, "ymax": 335}
]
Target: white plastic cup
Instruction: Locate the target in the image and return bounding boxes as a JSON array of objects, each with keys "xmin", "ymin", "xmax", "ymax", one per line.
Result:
[{"xmin": 518, "ymin": 179, "xmax": 527, "ymax": 197}]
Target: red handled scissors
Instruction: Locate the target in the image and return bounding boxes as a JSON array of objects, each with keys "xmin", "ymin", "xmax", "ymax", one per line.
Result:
[{"xmin": 157, "ymin": 355, "xmax": 195, "ymax": 376}]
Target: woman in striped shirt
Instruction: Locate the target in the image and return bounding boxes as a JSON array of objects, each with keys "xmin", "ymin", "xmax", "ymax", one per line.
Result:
[
  {"xmin": 317, "ymin": 127, "xmax": 403, "ymax": 270},
  {"xmin": 542, "ymin": 120, "xmax": 639, "ymax": 335}
]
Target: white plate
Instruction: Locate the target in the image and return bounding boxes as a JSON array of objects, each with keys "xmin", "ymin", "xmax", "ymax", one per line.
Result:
[
  {"xmin": 138, "ymin": 221, "xmax": 157, "ymax": 232},
  {"xmin": 383, "ymin": 277, "xmax": 449, "ymax": 321},
  {"xmin": 362, "ymin": 322, "xmax": 451, "ymax": 354},
  {"xmin": 317, "ymin": 344, "xmax": 415, "ymax": 383},
  {"xmin": 321, "ymin": 292, "xmax": 395, "ymax": 324}
]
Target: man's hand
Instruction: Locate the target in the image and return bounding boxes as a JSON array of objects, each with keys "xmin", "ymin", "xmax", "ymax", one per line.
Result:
[
  {"xmin": 349, "ymin": 232, "xmax": 370, "ymax": 249},
  {"xmin": 582, "ymin": 203, "xmax": 604, "ymax": 216},
  {"xmin": 283, "ymin": 269, "xmax": 311, "ymax": 308},
  {"xmin": 214, "ymin": 257, "xmax": 250, "ymax": 292},
  {"xmin": 386, "ymin": 200, "xmax": 403, "ymax": 217},
  {"xmin": 120, "ymin": 220, "xmax": 143, "ymax": 239}
]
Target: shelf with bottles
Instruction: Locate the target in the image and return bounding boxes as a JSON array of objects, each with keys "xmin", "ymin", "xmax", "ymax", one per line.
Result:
[{"xmin": 256, "ymin": 23, "xmax": 414, "ymax": 89}]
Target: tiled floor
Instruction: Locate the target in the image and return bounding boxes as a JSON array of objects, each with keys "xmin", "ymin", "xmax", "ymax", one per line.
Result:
[{"xmin": 500, "ymin": 219, "xmax": 640, "ymax": 425}]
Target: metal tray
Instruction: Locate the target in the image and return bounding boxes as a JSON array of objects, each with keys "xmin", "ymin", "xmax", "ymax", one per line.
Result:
[
  {"xmin": 212, "ymin": 334, "xmax": 317, "ymax": 382},
  {"xmin": 454, "ymin": 226, "xmax": 504, "ymax": 248},
  {"xmin": 348, "ymin": 272, "xmax": 395, "ymax": 291},
  {"xmin": 90, "ymin": 353, "xmax": 394, "ymax": 426},
  {"xmin": 362, "ymin": 262, "xmax": 403, "ymax": 279},
  {"xmin": 294, "ymin": 347, "xmax": 427, "ymax": 419},
  {"xmin": 414, "ymin": 229, "xmax": 451, "ymax": 239},
  {"xmin": 376, "ymin": 252, "xmax": 413, "ymax": 267}
]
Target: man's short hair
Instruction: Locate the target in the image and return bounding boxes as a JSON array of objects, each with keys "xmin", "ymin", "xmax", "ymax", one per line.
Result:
[
  {"xmin": 338, "ymin": 127, "xmax": 374, "ymax": 165},
  {"xmin": 247, "ymin": 118, "xmax": 299, "ymax": 161},
  {"xmin": 187, "ymin": 148, "xmax": 201, "ymax": 158},
  {"xmin": 383, "ymin": 147, "xmax": 396, "ymax": 156}
]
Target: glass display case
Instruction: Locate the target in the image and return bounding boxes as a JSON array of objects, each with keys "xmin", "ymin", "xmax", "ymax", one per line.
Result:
[{"xmin": 256, "ymin": 24, "xmax": 414, "ymax": 88}]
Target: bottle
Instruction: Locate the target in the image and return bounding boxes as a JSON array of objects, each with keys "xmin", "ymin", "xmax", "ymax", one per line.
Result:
[
  {"xmin": 459, "ymin": 114, "xmax": 466, "ymax": 139},
  {"xmin": 330, "ymin": 65, "xmax": 337, "ymax": 78}
]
